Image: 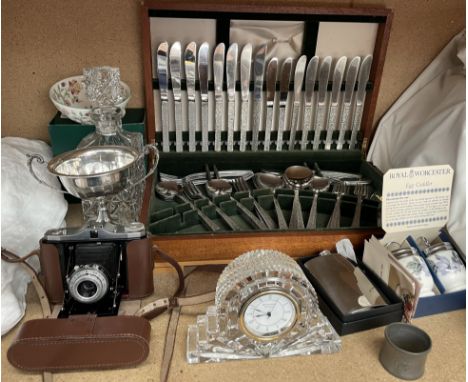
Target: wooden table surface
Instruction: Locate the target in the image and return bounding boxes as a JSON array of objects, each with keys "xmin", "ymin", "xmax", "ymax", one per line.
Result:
[{"xmin": 2, "ymin": 267, "xmax": 466, "ymax": 382}]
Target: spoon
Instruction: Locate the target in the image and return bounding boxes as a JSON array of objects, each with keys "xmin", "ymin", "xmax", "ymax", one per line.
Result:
[
  {"xmin": 254, "ymin": 172, "xmax": 288, "ymax": 229},
  {"xmin": 283, "ymin": 165, "xmax": 314, "ymax": 229},
  {"xmin": 205, "ymin": 165, "xmax": 267, "ymax": 230},
  {"xmin": 155, "ymin": 180, "xmax": 221, "ymax": 232},
  {"xmin": 305, "ymin": 177, "xmax": 331, "ymax": 229}
]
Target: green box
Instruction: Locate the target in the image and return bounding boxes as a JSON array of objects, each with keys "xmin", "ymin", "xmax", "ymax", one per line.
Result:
[{"xmin": 48, "ymin": 108, "xmax": 146, "ymax": 156}]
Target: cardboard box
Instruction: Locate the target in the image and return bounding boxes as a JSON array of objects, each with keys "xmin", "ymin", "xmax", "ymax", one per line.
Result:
[
  {"xmin": 48, "ymin": 108, "xmax": 146, "ymax": 156},
  {"xmin": 298, "ymin": 255, "xmax": 404, "ymax": 335}
]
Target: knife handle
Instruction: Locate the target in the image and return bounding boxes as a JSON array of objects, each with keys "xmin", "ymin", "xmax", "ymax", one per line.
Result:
[
  {"xmin": 253, "ymin": 199, "xmax": 276, "ymax": 229},
  {"xmin": 227, "ymin": 100, "xmax": 235, "ymax": 152},
  {"xmin": 277, "ymin": 105, "xmax": 286, "ymax": 151},
  {"xmin": 324, "ymin": 103, "xmax": 339, "ymax": 150},
  {"xmin": 161, "ymin": 100, "xmax": 170, "ymax": 152},
  {"xmin": 251, "ymin": 99, "xmax": 262, "ymax": 151},
  {"xmin": 336, "ymin": 102, "xmax": 351, "ymax": 150},
  {"xmin": 188, "ymin": 101, "xmax": 197, "ymax": 152},
  {"xmin": 289, "ymin": 102, "xmax": 301, "ymax": 151},
  {"xmin": 301, "ymin": 102, "xmax": 313, "ymax": 150},
  {"xmin": 313, "ymin": 103, "xmax": 326, "ymax": 150},
  {"xmin": 240, "ymin": 101, "xmax": 249, "ymax": 152},
  {"xmin": 264, "ymin": 104, "xmax": 274, "ymax": 151},
  {"xmin": 174, "ymin": 101, "xmax": 183, "ymax": 152},
  {"xmin": 349, "ymin": 103, "xmax": 364, "ymax": 150},
  {"xmin": 214, "ymin": 100, "xmax": 223, "ymax": 152},
  {"xmin": 201, "ymin": 101, "xmax": 209, "ymax": 152}
]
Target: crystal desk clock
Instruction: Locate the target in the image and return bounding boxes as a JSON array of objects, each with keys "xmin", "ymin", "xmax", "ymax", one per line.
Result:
[{"xmin": 187, "ymin": 249, "xmax": 341, "ymax": 363}]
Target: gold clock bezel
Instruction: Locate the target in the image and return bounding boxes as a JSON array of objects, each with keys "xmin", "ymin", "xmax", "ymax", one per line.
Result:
[{"xmin": 238, "ymin": 289, "xmax": 300, "ymax": 342}]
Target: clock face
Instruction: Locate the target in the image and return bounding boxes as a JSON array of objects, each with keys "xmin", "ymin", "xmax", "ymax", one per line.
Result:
[{"xmin": 240, "ymin": 291, "xmax": 298, "ymax": 340}]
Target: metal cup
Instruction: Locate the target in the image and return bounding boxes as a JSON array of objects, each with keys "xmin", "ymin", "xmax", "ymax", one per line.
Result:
[{"xmin": 379, "ymin": 323, "xmax": 432, "ymax": 380}]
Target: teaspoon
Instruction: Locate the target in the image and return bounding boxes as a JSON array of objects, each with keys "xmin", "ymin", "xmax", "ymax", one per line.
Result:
[
  {"xmin": 254, "ymin": 172, "xmax": 288, "ymax": 229},
  {"xmin": 283, "ymin": 165, "xmax": 314, "ymax": 229},
  {"xmin": 305, "ymin": 177, "xmax": 331, "ymax": 229},
  {"xmin": 205, "ymin": 165, "xmax": 267, "ymax": 230}
]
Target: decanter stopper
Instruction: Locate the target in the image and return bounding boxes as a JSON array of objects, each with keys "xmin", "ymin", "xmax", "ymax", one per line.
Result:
[{"xmin": 83, "ymin": 66, "xmax": 123, "ymax": 107}]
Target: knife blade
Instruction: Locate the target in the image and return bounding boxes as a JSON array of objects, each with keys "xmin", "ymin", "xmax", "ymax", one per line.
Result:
[
  {"xmin": 226, "ymin": 43, "xmax": 238, "ymax": 152},
  {"xmin": 213, "ymin": 43, "xmax": 225, "ymax": 152},
  {"xmin": 349, "ymin": 55, "xmax": 372, "ymax": 150},
  {"xmin": 264, "ymin": 57, "xmax": 278, "ymax": 151},
  {"xmin": 184, "ymin": 42, "xmax": 197, "ymax": 152},
  {"xmin": 276, "ymin": 57, "xmax": 293, "ymax": 151},
  {"xmin": 252, "ymin": 44, "xmax": 267, "ymax": 151},
  {"xmin": 336, "ymin": 56, "xmax": 360, "ymax": 150},
  {"xmin": 324, "ymin": 56, "xmax": 347, "ymax": 150},
  {"xmin": 198, "ymin": 42, "xmax": 210, "ymax": 152},
  {"xmin": 300, "ymin": 56, "xmax": 319, "ymax": 150},
  {"xmin": 157, "ymin": 41, "xmax": 170, "ymax": 152},
  {"xmin": 288, "ymin": 55, "xmax": 307, "ymax": 151},
  {"xmin": 169, "ymin": 42, "xmax": 183, "ymax": 152},
  {"xmin": 239, "ymin": 44, "xmax": 252, "ymax": 152},
  {"xmin": 312, "ymin": 56, "xmax": 332, "ymax": 150}
]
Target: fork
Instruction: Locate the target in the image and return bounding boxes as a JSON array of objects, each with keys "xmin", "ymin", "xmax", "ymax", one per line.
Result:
[
  {"xmin": 351, "ymin": 184, "xmax": 370, "ymax": 228},
  {"xmin": 184, "ymin": 181, "xmax": 241, "ymax": 231},
  {"xmin": 233, "ymin": 177, "xmax": 277, "ymax": 230},
  {"xmin": 326, "ymin": 182, "xmax": 347, "ymax": 229}
]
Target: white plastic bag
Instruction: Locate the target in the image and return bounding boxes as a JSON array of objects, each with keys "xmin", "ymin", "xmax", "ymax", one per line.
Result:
[
  {"xmin": 1, "ymin": 137, "xmax": 68, "ymax": 335},
  {"xmin": 368, "ymin": 30, "xmax": 466, "ymax": 252}
]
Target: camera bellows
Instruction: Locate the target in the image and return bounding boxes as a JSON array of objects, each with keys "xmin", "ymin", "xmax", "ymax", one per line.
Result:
[{"xmin": 7, "ymin": 315, "xmax": 151, "ymax": 371}]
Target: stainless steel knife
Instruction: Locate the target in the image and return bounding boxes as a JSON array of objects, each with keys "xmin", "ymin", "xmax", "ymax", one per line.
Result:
[
  {"xmin": 239, "ymin": 44, "xmax": 252, "ymax": 152},
  {"xmin": 324, "ymin": 56, "xmax": 347, "ymax": 150},
  {"xmin": 312, "ymin": 56, "xmax": 332, "ymax": 150},
  {"xmin": 264, "ymin": 57, "xmax": 278, "ymax": 151},
  {"xmin": 252, "ymin": 44, "xmax": 267, "ymax": 151},
  {"xmin": 288, "ymin": 55, "xmax": 307, "ymax": 150},
  {"xmin": 156, "ymin": 41, "xmax": 170, "ymax": 152},
  {"xmin": 198, "ymin": 42, "xmax": 210, "ymax": 152},
  {"xmin": 169, "ymin": 42, "xmax": 183, "ymax": 152},
  {"xmin": 349, "ymin": 55, "xmax": 373, "ymax": 150},
  {"xmin": 213, "ymin": 43, "xmax": 225, "ymax": 152},
  {"xmin": 226, "ymin": 43, "xmax": 238, "ymax": 152},
  {"xmin": 300, "ymin": 56, "xmax": 319, "ymax": 150},
  {"xmin": 276, "ymin": 57, "xmax": 293, "ymax": 151},
  {"xmin": 336, "ymin": 56, "xmax": 360, "ymax": 150},
  {"xmin": 184, "ymin": 42, "xmax": 197, "ymax": 152}
]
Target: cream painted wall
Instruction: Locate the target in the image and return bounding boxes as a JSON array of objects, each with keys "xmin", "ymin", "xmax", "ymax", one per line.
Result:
[{"xmin": 1, "ymin": 0, "xmax": 465, "ymax": 142}]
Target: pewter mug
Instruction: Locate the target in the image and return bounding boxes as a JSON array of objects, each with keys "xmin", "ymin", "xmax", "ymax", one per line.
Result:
[{"xmin": 379, "ymin": 323, "xmax": 432, "ymax": 380}]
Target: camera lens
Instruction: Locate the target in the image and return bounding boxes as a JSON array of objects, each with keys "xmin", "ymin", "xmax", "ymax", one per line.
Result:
[
  {"xmin": 67, "ymin": 264, "xmax": 109, "ymax": 304},
  {"xmin": 77, "ymin": 280, "xmax": 98, "ymax": 298}
]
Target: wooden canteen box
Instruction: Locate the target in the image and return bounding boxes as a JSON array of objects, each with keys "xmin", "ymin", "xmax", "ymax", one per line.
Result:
[{"xmin": 140, "ymin": 1, "xmax": 393, "ymax": 264}]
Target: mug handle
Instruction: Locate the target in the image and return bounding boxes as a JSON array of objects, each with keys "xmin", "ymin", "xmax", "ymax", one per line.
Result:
[
  {"xmin": 26, "ymin": 154, "xmax": 69, "ymax": 194},
  {"xmin": 125, "ymin": 144, "xmax": 160, "ymax": 189}
]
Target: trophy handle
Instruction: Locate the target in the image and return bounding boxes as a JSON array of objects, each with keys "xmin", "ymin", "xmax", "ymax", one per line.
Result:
[
  {"xmin": 26, "ymin": 154, "xmax": 69, "ymax": 194},
  {"xmin": 126, "ymin": 144, "xmax": 160, "ymax": 189}
]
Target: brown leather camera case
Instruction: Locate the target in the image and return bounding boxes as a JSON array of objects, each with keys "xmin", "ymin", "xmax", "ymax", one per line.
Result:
[
  {"xmin": 39, "ymin": 237, "xmax": 154, "ymax": 304},
  {"xmin": 7, "ymin": 315, "xmax": 151, "ymax": 371}
]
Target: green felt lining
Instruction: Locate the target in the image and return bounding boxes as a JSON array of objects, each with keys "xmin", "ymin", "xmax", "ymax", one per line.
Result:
[{"xmin": 148, "ymin": 150, "xmax": 382, "ymax": 235}]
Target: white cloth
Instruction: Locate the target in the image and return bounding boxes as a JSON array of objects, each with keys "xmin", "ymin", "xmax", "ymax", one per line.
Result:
[
  {"xmin": 1, "ymin": 137, "xmax": 68, "ymax": 335},
  {"xmin": 368, "ymin": 30, "xmax": 466, "ymax": 252}
]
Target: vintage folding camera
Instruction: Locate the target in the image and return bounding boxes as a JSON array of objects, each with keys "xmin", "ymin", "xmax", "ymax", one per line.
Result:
[{"xmin": 38, "ymin": 224, "xmax": 154, "ymax": 318}]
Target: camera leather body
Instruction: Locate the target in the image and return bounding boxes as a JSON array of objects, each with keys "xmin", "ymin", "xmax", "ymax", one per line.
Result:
[
  {"xmin": 39, "ymin": 236, "xmax": 154, "ymax": 305},
  {"xmin": 7, "ymin": 314, "xmax": 151, "ymax": 371}
]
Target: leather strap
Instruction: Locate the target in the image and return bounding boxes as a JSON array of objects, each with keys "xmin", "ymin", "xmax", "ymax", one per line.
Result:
[
  {"xmin": 2, "ymin": 245, "xmax": 216, "ymax": 382},
  {"xmin": 2, "ymin": 248, "xmax": 54, "ymax": 382},
  {"xmin": 135, "ymin": 292, "xmax": 216, "ymax": 318}
]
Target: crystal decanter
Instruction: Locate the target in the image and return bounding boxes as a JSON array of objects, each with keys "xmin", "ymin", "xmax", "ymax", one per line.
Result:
[{"xmin": 78, "ymin": 67, "xmax": 145, "ymax": 225}]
